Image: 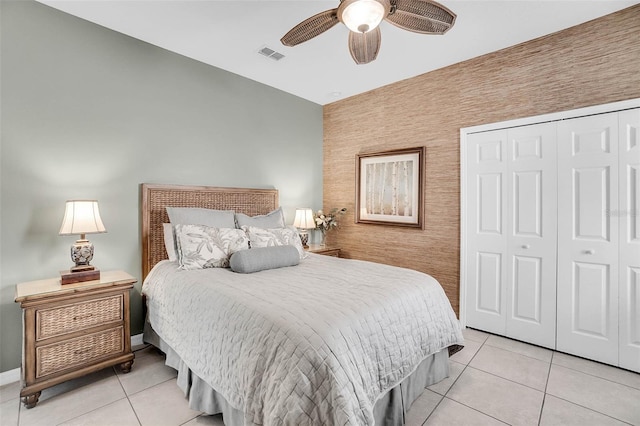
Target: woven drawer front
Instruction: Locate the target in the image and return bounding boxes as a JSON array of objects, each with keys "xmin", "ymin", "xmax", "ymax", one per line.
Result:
[
  {"xmin": 36, "ymin": 294, "xmax": 123, "ymax": 340},
  {"xmin": 36, "ymin": 326, "xmax": 124, "ymax": 378}
]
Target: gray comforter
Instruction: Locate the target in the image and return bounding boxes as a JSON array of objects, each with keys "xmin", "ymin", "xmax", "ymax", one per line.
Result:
[{"xmin": 142, "ymin": 254, "xmax": 463, "ymax": 425}]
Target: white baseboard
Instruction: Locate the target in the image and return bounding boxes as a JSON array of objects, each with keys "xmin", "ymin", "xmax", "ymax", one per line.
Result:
[
  {"xmin": 0, "ymin": 333, "xmax": 145, "ymax": 387},
  {"xmin": 131, "ymin": 333, "xmax": 144, "ymax": 347},
  {"xmin": 0, "ymin": 367, "xmax": 20, "ymax": 387}
]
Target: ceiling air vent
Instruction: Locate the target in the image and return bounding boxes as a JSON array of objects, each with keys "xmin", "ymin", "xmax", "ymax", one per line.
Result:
[{"xmin": 258, "ymin": 46, "xmax": 285, "ymax": 61}]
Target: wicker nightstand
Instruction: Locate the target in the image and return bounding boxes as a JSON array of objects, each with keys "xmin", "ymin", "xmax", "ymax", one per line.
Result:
[
  {"xmin": 307, "ymin": 244, "xmax": 341, "ymax": 257},
  {"xmin": 14, "ymin": 270, "xmax": 136, "ymax": 408}
]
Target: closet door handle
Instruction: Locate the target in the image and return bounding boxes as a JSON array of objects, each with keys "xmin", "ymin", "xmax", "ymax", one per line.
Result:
[
  {"xmin": 584, "ymin": 249, "xmax": 595, "ymax": 255},
  {"xmin": 521, "ymin": 244, "xmax": 530, "ymax": 249}
]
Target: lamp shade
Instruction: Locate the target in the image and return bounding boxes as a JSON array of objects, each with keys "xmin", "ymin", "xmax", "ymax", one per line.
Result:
[
  {"xmin": 59, "ymin": 200, "xmax": 107, "ymax": 236},
  {"xmin": 340, "ymin": 0, "xmax": 386, "ymax": 33},
  {"xmin": 293, "ymin": 208, "xmax": 315, "ymax": 229}
]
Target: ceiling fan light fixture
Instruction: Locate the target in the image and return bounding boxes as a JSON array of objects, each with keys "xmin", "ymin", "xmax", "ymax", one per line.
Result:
[
  {"xmin": 281, "ymin": 0, "xmax": 455, "ymax": 64},
  {"xmin": 340, "ymin": 0, "xmax": 387, "ymax": 33}
]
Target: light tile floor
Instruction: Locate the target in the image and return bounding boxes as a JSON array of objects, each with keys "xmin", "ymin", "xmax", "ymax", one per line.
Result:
[{"xmin": 1, "ymin": 329, "xmax": 639, "ymax": 426}]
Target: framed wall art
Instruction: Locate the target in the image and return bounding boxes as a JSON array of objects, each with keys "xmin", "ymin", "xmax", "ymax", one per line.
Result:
[{"xmin": 356, "ymin": 147, "xmax": 425, "ymax": 228}]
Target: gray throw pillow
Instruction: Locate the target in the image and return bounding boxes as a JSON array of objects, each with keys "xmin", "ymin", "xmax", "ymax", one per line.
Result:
[
  {"xmin": 235, "ymin": 207, "xmax": 285, "ymax": 229},
  {"xmin": 166, "ymin": 207, "xmax": 236, "ymax": 228},
  {"xmin": 229, "ymin": 245, "xmax": 300, "ymax": 274},
  {"xmin": 162, "ymin": 223, "xmax": 177, "ymax": 262}
]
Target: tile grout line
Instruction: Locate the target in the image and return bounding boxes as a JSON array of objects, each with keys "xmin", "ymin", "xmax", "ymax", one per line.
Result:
[
  {"xmin": 434, "ymin": 397, "xmax": 510, "ymax": 425},
  {"xmin": 126, "ymin": 394, "xmax": 143, "ymax": 426},
  {"xmin": 464, "ymin": 338, "xmax": 550, "ymax": 394},
  {"xmin": 419, "ymin": 391, "xmax": 445, "ymax": 426},
  {"xmin": 17, "ymin": 394, "xmax": 22, "ymax": 426},
  {"xmin": 483, "ymin": 341, "xmax": 553, "ymax": 364},
  {"xmin": 542, "ymin": 394, "xmax": 635, "ymax": 426},
  {"xmin": 114, "ymin": 364, "xmax": 143, "ymax": 426},
  {"xmin": 470, "ymin": 329, "xmax": 555, "ymax": 363},
  {"xmin": 433, "ymin": 336, "xmax": 511, "ymax": 424},
  {"xmin": 178, "ymin": 413, "xmax": 204, "ymax": 426},
  {"xmin": 536, "ymin": 351, "xmax": 555, "ymax": 425},
  {"xmin": 550, "ymin": 359, "xmax": 640, "ymax": 392},
  {"xmin": 459, "ymin": 336, "xmax": 485, "ymax": 366},
  {"xmin": 54, "ymin": 348, "xmax": 164, "ymax": 426},
  {"xmin": 480, "ymin": 330, "xmax": 640, "ymax": 390},
  {"xmin": 53, "ymin": 397, "xmax": 133, "ymax": 426},
  {"xmin": 420, "ymin": 337, "xmax": 484, "ymax": 425},
  {"xmin": 465, "ymin": 365, "xmax": 548, "ymax": 394},
  {"xmin": 538, "ymin": 394, "xmax": 547, "ymax": 426},
  {"xmin": 456, "ymin": 337, "xmax": 547, "ymax": 421},
  {"xmin": 549, "ymin": 355, "xmax": 637, "ymax": 424},
  {"xmin": 472, "ymin": 344, "xmax": 638, "ymax": 425},
  {"xmin": 125, "ymin": 376, "xmax": 178, "ymax": 399},
  {"xmin": 50, "ymin": 367, "xmax": 129, "ymax": 426}
]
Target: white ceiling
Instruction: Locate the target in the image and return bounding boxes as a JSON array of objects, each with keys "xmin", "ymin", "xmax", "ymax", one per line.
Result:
[{"xmin": 37, "ymin": 0, "xmax": 638, "ymax": 105}]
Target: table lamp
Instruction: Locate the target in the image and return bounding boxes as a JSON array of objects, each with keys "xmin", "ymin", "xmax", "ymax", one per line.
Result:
[
  {"xmin": 293, "ymin": 208, "xmax": 315, "ymax": 248},
  {"xmin": 59, "ymin": 200, "xmax": 106, "ymax": 283}
]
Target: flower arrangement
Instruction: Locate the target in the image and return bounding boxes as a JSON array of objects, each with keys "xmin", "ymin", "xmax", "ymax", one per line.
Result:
[{"xmin": 314, "ymin": 207, "xmax": 347, "ymax": 245}]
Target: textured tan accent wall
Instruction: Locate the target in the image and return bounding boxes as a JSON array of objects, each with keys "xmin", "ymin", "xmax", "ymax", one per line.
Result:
[{"xmin": 323, "ymin": 5, "xmax": 640, "ymax": 315}]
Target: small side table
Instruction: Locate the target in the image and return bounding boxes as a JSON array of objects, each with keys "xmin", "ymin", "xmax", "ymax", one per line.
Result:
[
  {"xmin": 14, "ymin": 270, "xmax": 136, "ymax": 408},
  {"xmin": 307, "ymin": 244, "xmax": 341, "ymax": 257}
]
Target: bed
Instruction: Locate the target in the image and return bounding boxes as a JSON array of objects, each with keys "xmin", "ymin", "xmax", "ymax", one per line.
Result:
[{"xmin": 140, "ymin": 183, "xmax": 464, "ymax": 425}]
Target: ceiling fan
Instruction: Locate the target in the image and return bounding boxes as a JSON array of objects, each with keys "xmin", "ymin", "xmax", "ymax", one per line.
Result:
[{"xmin": 281, "ymin": 0, "xmax": 456, "ymax": 65}]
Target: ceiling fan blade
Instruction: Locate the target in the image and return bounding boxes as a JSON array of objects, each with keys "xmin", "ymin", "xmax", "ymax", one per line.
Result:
[
  {"xmin": 348, "ymin": 27, "xmax": 382, "ymax": 65},
  {"xmin": 385, "ymin": 0, "xmax": 456, "ymax": 34},
  {"xmin": 281, "ymin": 8, "xmax": 340, "ymax": 47}
]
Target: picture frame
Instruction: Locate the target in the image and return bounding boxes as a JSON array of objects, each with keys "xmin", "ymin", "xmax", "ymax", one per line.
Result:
[{"xmin": 356, "ymin": 147, "xmax": 425, "ymax": 228}]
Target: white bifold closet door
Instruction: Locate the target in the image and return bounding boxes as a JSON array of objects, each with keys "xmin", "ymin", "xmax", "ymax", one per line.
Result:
[
  {"xmin": 466, "ymin": 122, "xmax": 557, "ymax": 348},
  {"xmin": 618, "ymin": 109, "xmax": 640, "ymax": 372},
  {"xmin": 557, "ymin": 113, "xmax": 620, "ymax": 365}
]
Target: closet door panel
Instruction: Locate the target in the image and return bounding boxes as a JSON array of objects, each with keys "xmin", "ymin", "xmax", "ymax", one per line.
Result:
[
  {"xmin": 478, "ymin": 173, "xmax": 503, "ymax": 234},
  {"xmin": 573, "ymin": 167, "xmax": 611, "ymax": 240},
  {"xmin": 619, "ymin": 108, "xmax": 640, "ymax": 372},
  {"xmin": 476, "ymin": 252, "xmax": 503, "ymax": 314},
  {"xmin": 511, "ymin": 255, "xmax": 542, "ymax": 321},
  {"xmin": 466, "ymin": 130, "xmax": 508, "ymax": 334},
  {"xmin": 558, "ymin": 113, "xmax": 619, "ymax": 365},
  {"xmin": 572, "ymin": 262, "xmax": 611, "ymax": 337},
  {"xmin": 506, "ymin": 123, "xmax": 557, "ymax": 348}
]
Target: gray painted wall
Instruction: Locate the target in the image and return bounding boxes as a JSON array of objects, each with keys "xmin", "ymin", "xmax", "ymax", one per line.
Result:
[{"xmin": 0, "ymin": 0, "xmax": 323, "ymax": 373}]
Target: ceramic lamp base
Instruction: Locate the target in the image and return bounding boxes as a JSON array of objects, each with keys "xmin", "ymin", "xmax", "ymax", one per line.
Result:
[
  {"xmin": 71, "ymin": 239, "xmax": 95, "ymax": 271},
  {"xmin": 298, "ymin": 230, "xmax": 309, "ymax": 248}
]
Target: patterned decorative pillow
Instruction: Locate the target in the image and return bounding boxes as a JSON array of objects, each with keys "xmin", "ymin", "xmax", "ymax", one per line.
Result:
[
  {"xmin": 174, "ymin": 224, "xmax": 249, "ymax": 269},
  {"xmin": 243, "ymin": 225, "xmax": 306, "ymax": 259}
]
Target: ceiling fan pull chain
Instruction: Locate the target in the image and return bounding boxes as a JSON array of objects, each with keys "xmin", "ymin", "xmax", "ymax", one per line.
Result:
[{"xmin": 389, "ymin": 0, "xmax": 397, "ymax": 15}]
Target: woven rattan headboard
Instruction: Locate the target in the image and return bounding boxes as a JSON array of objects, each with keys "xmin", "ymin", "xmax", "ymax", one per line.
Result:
[{"xmin": 141, "ymin": 183, "xmax": 279, "ymax": 280}]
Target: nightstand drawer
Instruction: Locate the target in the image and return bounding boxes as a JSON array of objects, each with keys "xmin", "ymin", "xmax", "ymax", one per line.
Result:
[
  {"xmin": 36, "ymin": 294, "xmax": 124, "ymax": 341},
  {"xmin": 36, "ymin": 326, "xmax": 125, "ymax": 378}
]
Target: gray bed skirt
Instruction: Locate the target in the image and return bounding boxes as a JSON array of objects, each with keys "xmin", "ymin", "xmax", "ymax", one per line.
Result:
[{"xmin": 144, "ymin": 323, "xmax": 450, "ymax": 425}]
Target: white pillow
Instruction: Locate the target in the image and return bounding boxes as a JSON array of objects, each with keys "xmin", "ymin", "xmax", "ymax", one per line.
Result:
[
  {"xmin": 235, "ymin": 207, "xmax": 285, "ymax": 229},
  {"xmin": 166, "ymin": 207, "xmax": 236, "ymax": 228},
  {"xmin": 174, "ymin": 224, "xmax": 249, "ymax": 269},
  {"xmin": 163, "ymin": 223, "xmax": 177, "ymax": 262},
  {"xmin": 243, "ymin": 225, "xmax": 306, "ymax": 260}
]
